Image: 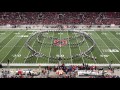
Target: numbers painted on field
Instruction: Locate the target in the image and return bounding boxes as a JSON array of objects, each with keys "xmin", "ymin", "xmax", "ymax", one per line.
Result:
[
  {"xmin": 0, "ymin": 33, "xmax": 5, "ymax": 35},
  {"xmin": 100, "ymin": 55, "xmax": 109, "ymax": 57},
  {"xmin": 58, "ymin": 33, "xmax": 63, "ymax": 35},
  {"xmin": 14, "ymin": 33, "xmax": 20, "ymax": 34},
  {"xmin": 116, "ymin": 33, "xmax": 120, "ymax": 35},
  {"xmin": 17, "ymin": 35, "xmax": 28, "ymax": 37},
  {"xmin": 56, "ymin": 54, "xmax": 64, "ymax": 57},
  {"xmin": 102, "ymin": 49, "xmax": 119, "ymax": 52},
  {"xmin": 12, "ymin": 54, "xmax": 21, "ymax": 57},
  {"xmin": 101, "ymin": 33, "xmax": 107, "ymax": 35}
]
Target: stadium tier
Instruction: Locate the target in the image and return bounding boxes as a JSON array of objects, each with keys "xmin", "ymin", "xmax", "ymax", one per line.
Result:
[{"xmin": 0, "ymin": 12, "xmax": 120, "ymax": 25}]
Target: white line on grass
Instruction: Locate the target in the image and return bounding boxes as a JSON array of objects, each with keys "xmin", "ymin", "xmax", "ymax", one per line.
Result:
[
  {"xmin": 106, "ymin": 31, "xmax": 120, "ymax": 51},
  {"xmin": 109, "ymin": 31, "xmax": 120, "ymax": 43},
  {"xmin": 60, "ymin": 31, "xmax": 61, "ymax": 56},
  {"xmin": 95, "ymin": 31, "xmax": 120, "ymax": 63},
  {"xmin": 105, "ymin": 31, "xmax": 120, "ymax": 63},
  {"xmin": 84, "ymin": 33, "xmax": 97, "ymax": 64},
  {"xmin": 36, "ymin": 36, "xmax": 46, "ymax": 63},
  {"xmin": 90, "ymin": 31, "xmax": 109, "ymax": 64},
  {"xmin": 0, "ymin": 31, "xmax": 27, "ymax": 63},
  {"xmin": 74, "ymin": 30, "xmax": 85, "ymax": 63},
  {"xmin": 0, "ymin": 31, "xmax": 15, "ymax": 53},
  {"xmin": 60, "ymin": 46, "xmax": 61, "ymax": 56},
  {"xmin": 24, "ymin": 32, "xmax": 37, "ymax": 63},
  {"xmin": 12, "ymin": 32, "xmax": 28, "ymax": 63},
  {"xmin": 67, "ymin": 30, "xmax": 73, "ymax": 63},
  {"xmin": 48, "ymin": 31, "xmax": 54, "ymax": 63},
  {"xmin": 0, "ymin": 31, "xmax": 20, "ymax": 63},
  {"xmin": 0, "ymin": 31, "xmax": 13, "ymax": 43}
]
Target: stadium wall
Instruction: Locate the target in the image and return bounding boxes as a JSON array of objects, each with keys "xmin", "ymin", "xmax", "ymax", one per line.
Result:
[
  {"xmin": 0, "ymin": 25, "xmax": 120, "ymax": 30},
  {"xmin": 2, "ymin": 63, "xmax": 120, "ymax": 67}
]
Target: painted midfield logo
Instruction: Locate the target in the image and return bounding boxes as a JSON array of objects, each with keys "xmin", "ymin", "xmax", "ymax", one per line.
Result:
[{"xmin": 54, "ymin": 40, "xmax": 67, "ymax": 47}]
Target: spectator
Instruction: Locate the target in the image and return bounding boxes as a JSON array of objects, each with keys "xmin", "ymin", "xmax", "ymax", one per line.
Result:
[{"xmin": 0, "ymin": 12, "xmax": 120, "ymax": 25}]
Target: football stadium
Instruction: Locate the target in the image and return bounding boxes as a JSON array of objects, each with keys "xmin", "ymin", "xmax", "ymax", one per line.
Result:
[{"xmin": 0, "ymin": 12, "xmax": 120, "ymax": 78}]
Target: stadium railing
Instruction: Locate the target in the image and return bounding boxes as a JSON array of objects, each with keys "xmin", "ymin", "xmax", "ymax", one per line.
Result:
[
  {"xmin": 2, "ymin": 63, "xmax": 120, "ymax": 67},
  {"xmin": 0, "ymin": 24, "xmax": 120, "ymax": 30}
]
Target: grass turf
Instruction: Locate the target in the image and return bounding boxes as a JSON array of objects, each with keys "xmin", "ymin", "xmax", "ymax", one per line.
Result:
[{"xmin": 0, "ymin": 30, "xmax": 120, "ymax": 64}]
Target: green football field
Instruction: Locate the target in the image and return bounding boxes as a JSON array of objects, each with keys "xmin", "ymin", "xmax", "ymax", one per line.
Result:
[{"xmin": 0, "ymin": 29, "xmax": 120, "ymax": 64}]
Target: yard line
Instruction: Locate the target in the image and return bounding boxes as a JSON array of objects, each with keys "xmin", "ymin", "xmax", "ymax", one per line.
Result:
[
  {"xmin": 67, "ymin": 30, "xmax": 73, "ymax": 63},
  {"xmin": 48, "ymin": 31, "xmax": 54, "ymax": 63},
  {"xmin": 109, "ymin": 31, "xmax": 120, "ymax": 42},
  {"xmin": 0, "ymin": 31, "xmax": 19, "ymax": 58},
  {"xmin": 74, "ymin": 31, "xmax": 84, "ymax": 63},
  {"xmin": 106, "ymin": 31, "xmax": 120, "ymax": 62},
  {"xmin": 95, "ymin": 31, "xmax": 120, "ymax": 63},
  {"xmin": 0, "ymin": 31, "xmax": 15, "ymax": 53},
  {"xmin": 105, "ymin": 31, "xmax": 120, "ymax": 52},
  {"xmin": 36, "ymin": 36, "xmax": 46, "ymax": 63},
  {"xmin": 0, "ymin": 31, "xmax": 13, "ymax": 43},
  {"xmin": 90, "ymin": 31, "xmax": 109, "ymax": 64},
  {"xmin": 24, "ymin": 32, "xmax": 37, "ymax": 63},
  {"xmin": 60, "ymin": 46, "xmax": 61, "ymax": 56},
  {"xmin": 12, "ymin": 32, "xmax": 28, "ymax": 63},
  {"xmin": 0, "ymin": 31, "xmax": 27, "ymax": 63},
  {"xmin": 84, "ymin": 33, "xmax": 97, "ymax": 64},
  {"xmin": 60, "ymin": 31, "xmax": 61, "ymax": 57}
]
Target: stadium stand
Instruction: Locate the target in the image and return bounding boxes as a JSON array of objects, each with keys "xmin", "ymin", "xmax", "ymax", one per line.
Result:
[
  {"xmin": 0, "ymin": 12, "xmax": 120, "ymax": 25},
  {"xmin": 0, "ymin": 63, "xmax": 120, "ymax": 78}
]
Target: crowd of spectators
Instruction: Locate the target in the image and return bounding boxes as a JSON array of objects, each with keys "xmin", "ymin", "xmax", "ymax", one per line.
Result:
[
  {"xmin": 0, "ymin": 63, "xmax": 119, "ymax": 78},
  {"xmin": 0, "ymin": 12, "xmax": 120, "ymax": 25}
]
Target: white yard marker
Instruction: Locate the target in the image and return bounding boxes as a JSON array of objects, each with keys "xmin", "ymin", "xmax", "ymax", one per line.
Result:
[
  {"xmin": 60, "ymin": 31, "xmax": 61, "ymax": 57},
  {"xmin": 67, "ymin": 30, "xmax": 73, "ymax": 63},
  {"xmin": 91, "ymin": 36, "xmax": 109, "ymax": 64},
  {"xmin": 105, "ymin": 31, "xmax": 120, "ymax": 62},
  {"xmin": 109, "ymin": 31, "xmax": 120, "ymax": 43},
  {"xmin": 36, "ymin": 36, "xmax": 46, "ymax": 63},
  {"xmin": 48, "ymin": 31, "xmax": 54, "ymax": 63},
  {"xmin": 90, "ymin": 31, "xmax": 109, "ymax": 64},
  {"xmin": 0, "ymin": 31, "xmax": 13, "ymax": 43},
  {"xmin": 0, "ymin": 31, "xmax": 27, "ymax": 63},
  {"xmin": 0, "ymin": 31, "xmax": 15, "ymax": 53},
  {"xmin": 12, "ymin": 32, "xmax": 29, "ymax": 63},
  {"xmin": 84, "ymin": 33, "xmax": 97, "ymax": 64},
  {"xmin": 106, "ymin": 31, "xmax": 120, "ymax": 52},
  {"xmin": 95, "ymin": 31, "xmax": 120, "ymax": 63},
  {"xmin": 24, "ymin": 32, "xmax": 37, "ymax": 63},
  {"xmin": 74, "ymin": 30, "xmax": 85, "ymax": 63}
]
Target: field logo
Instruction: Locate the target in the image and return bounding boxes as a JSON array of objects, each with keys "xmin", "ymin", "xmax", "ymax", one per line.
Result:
[{"xmin": 54, "ymin": 39, "xmax": 67, "ymax": 47}]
